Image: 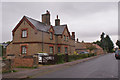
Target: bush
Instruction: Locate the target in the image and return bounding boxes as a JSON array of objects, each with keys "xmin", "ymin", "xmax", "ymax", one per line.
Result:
[
  {"xmin": 50, "ymin": 53, "xmax": 96, "ymax": 64},
  {"xmin": 55, "ymin": 54, "xmax": 65, "ymax": 64},
  {"xmin": 16, "ymin": 66, "xmax": 37, "ymax": 69}
]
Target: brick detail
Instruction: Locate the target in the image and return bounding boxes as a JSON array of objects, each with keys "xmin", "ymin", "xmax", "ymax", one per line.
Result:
[{"xmin": 13, "ymin": 58, "xmax": 34, "ymax": 67}]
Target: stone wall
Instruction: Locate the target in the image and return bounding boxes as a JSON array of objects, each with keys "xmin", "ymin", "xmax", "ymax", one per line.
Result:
[{"xmin": 2, "ymin": 59, "xmax": 13, "ymax": 73}]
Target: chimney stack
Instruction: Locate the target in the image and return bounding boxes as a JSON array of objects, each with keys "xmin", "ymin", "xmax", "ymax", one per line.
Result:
[
  {"xmin": 77, "ymin": 38, "xmax": 79, "ymax": 42},
  {"xmin": 42, "ymin": 10, "xmax": 51, "ymax": 25},
  {"xmin": 72, "ymin": 32, "xmax": 75, "ymax": 40},
  {"xmin": 55, "ymin": 15, "xmax": 60, "ymax": 26}
]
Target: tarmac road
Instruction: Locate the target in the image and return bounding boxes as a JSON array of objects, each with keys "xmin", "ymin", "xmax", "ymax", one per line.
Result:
[{"xmin": 35, "ymin": 53, "xmax": 118, "ymax": 78}]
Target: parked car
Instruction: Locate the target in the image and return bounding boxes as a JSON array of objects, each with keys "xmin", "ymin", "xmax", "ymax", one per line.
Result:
[
  {"xmin": 37, "ymin": 53, "xmax": 53, "ymax": 63},
  {"xmin": 115, "ymin": 49, "xmax": 120, "ymax": 59},
  {"xmin": 79, "ymin": 51, "xmax": 89, "ymax": 54}
]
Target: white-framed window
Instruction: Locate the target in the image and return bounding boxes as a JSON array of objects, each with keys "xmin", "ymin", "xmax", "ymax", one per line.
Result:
[
  {"xmin": 65, "ymin": 47, "xmax": 68, "ymax": 54},
  {"xmin": 21, "ymin": 46, "xmax": 27, "ymax": 54},
  {"xmin": 50, "ymin": 46, "xmax": 53, "ymax": 54},
  {"xmin": 64, "ymin": 35, "xmax": 66, "ymax": 41},
  {"xmin": 67, "ymin": 36, "xmax": 69, "ymax": 42},
  {"xmin": 58, "ymin": 47, "xmax": 61, "ymax": 53},
  {"xmin": 50, "ymin": 32, "xmax": 53, "ymax": 40},
  {"xmin": 22, "ymin": 30, "xmax": 27, "ymax": 38}
]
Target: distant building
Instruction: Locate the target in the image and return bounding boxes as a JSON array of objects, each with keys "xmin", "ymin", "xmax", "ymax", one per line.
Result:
[
  {"xmin": 0, "ymin": 43, "xmax": 9, "ymax": 57},
  {"xmin": 0, "ymin": 43, "xmax": 8, "ymax": 48},
  {"xmin": 75, "ymin": 39, "xmax": 104, "ymax": 55},
  {"xmin": 6, "ymin": 10, "xmax": 75, "ymax": 57}
]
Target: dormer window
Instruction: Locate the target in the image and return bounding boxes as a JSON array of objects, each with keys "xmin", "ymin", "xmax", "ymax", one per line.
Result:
[
  {"xmin": 22, "ymin": 29, "xmax": 27, "ymax": 38},
  {"xmin": 67, "ymin": 36, "xmax": 69, "ymax": 42},
  {"xmin": 64, "ymin": 35, "xmax": 66, "ymax": 41},
  {"xmin": 50, "ymin": 32, "xmax": 53, "ymax": 40}
]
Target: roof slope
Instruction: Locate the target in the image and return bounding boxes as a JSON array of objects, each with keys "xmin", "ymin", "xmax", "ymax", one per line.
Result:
[
  {"xmin": 53, "ymin": 25, "xmax": 66, "ymax": 35},
  {"xmin": 25, "ymin": 16, "xmax": 66, "ymax": 35},
  {"xmin": 25, "ymin": 16, "xmax": 50, "ymax": 32}
]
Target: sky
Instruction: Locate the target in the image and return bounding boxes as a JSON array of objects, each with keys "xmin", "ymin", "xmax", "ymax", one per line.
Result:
[{"xmin": 1, "ymin": 1, "xmax": 119, "ymax": 47}]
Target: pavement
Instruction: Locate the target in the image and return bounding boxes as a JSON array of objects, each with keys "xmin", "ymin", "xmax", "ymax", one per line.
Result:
[{"xmin": 2, "ymin": 54, "xmax": 105, "ymax": 79}]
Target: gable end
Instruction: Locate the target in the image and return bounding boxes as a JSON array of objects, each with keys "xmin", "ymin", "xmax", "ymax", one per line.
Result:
[{"xmin": 12, "ymin": 16, "xmax": 37, "ymax": 36}]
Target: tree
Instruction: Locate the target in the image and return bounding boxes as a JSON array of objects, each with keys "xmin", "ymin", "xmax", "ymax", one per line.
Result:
[
  {"xmin": 116, "ymin": 40, "xmax": 120, "ymax": 49},
  {"xmin": 104, "ymin": 35, "xmax": 114, "ymax": 52},
  {"xmin": 93, "ymin": 40, "xmax": 101, "ymax": 46},
  {"xmin": 100, "ymin": 32, "xmax": 106, "ymax": 50},
  {"xmin": 100, "ymin": 32, "xmax": 105, "ymax": 40},
  {"xmin": 93, "ymin": 32, "xmax": 114, "ymax": 53},
  {"xmin": 86, "ymin": 45, "xmax": 96, "ymax": 53}
]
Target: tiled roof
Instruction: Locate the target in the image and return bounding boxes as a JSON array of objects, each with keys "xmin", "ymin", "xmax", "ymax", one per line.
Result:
[
  {"xmin": 93, "ymin": 44, "xmax": 103, "ymax": 49},
  {"xmin": 25, "ymin": 16, "xmax": 50, "ymax": 32},
  {"xmin": 75, "ymin": 42, "xmax": 103, "ymax": 50},
  {"xmin": 25, "ymin": 16, "xmax": 66, "ymax": 35},
  {"xmin": 53, "ymin": 25, "xmax": 66, "ymax": 35}
]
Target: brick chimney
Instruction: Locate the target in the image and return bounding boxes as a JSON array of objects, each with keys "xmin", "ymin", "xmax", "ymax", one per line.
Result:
[
  {"xmin": 42, "ymin": 10, "xmax": 51, "ymax": 25},
  {"xmin": 72, "ymin": 32, "xmax": 75, "ymax": 40},
  {"xmin": 55, "ymin": 15, "xmax": 60, "ymax": 26},
  {"xmin": 77, "ymin": 38, "xmax": 79, "ymax": 42}
]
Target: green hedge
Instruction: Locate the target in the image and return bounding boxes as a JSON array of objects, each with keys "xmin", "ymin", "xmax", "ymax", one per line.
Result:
[{"xmin": 55, "ymin": 53, "xmax": 96, "ymax": 64}]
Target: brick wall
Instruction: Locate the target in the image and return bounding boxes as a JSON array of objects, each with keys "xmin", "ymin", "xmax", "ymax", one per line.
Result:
[{"xmin": 13, "ymin": 57, "xmax": 38, "ymax": 67}]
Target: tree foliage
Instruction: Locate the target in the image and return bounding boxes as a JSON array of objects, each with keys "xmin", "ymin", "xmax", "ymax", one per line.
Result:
[
  {"xmin": 116, "ymin": 40, "xmax": 120, "ymax": 49},
  {"xmin": 93, "ymin": 32, "xmax": 114, "ymax": 53}
]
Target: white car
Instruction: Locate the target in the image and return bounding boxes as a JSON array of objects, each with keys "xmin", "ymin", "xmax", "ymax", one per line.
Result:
[{"xmin": 37, "ymin": 53, "xmax": 53, "ymax": 63}]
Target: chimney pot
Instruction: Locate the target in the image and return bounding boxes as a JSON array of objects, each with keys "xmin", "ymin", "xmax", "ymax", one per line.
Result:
[
  {"xmin": 55, "ymin": 15, "xmax": 60, "ymax": 26},
  {"xmin": 72, "ymin": 32, "xmax": 75, "ymax": 40},
  {"xmin": 42, "ymin": 10, "xmax": 51, "ymax": 25},
  {"xmin": 57, "ymin": 15, "xmax": 58, "ymax": 19},
  {"xmin": 77, "ymin": 38, "xmax": 79, "ymax": 42}
]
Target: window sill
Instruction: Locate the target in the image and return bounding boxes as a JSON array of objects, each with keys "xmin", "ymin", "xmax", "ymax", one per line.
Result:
[{"xmin": 21, "ymin": 37, "xmax": 27, "ymax": 38}]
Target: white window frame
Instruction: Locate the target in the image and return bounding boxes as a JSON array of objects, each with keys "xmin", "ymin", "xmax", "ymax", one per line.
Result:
[
  {"xmin": 50, "ymin": 32, "xmax": 53, "ymax": 40},
  {"xmin": 22, "ymin": 30, "xmax": 27, "ymax": 38},
  {"xmin": 50, "ymin": 46, "xmax": 53, "ymax": 54},
  {"xmin": 58, "ymin": 47, "xmax": 61, "ymax": 53},
  {"xmin": 21, "ymin": 46, "xmax": 27, "ymax": 54},
  {"xmin": 65, "ymin": 47, "xmax": 68, "ymax": 54},
  {"xmin": 67, "ymin": 36, "xmax": 69, "ymax": 41},
  {"xmin": 64, "ymin": 35, "xmax": 66, "ymax": 41}
]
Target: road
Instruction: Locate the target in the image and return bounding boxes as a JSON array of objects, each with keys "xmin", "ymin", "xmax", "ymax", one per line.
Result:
[{"xmin": 34, "ymin": 53, "xmax": 118, "ymax": 78}]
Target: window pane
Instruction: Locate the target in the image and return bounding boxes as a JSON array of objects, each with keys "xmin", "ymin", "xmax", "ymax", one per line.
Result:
[
  {"xmin": 22, "ymin": 46, "xmax": 26, "ymax": 54},
  {"xmin": 65, "ymin": 47, "xmax": 68, "ymax": 54},
  {"xmin": 50, "ymin": 47, "xmax": 53, "ymax": 54},
  {"xmin": 50, "ymin": 32, "xmax": 53, "ymax": 40},
  {"xmin": 58, "ymin": 47, "xmax": 60, "ymax": 53},
  {"xmin": 22, "ymin": 30, "xmax": 27, "ymax": 37},
  {"xmin": 64, "ymin": 35, "xmax": 66, "ymax": 41},
  {"xmin": 24, "ymin": 31, "xmax": 27, "ymax": 37}
]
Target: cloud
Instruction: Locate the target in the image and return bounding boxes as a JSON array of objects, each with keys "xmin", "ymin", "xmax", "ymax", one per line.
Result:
[{"xmin": 1, "ymin": 2, "xmax": 118, "ymax": 46}]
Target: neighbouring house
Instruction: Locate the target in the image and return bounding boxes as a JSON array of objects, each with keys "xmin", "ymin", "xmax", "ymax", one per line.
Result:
[
  {"xmin": 6, "ymin": 10, "xmax": 75, "ymax": 58},
  {"xmin": 0, "ymin": 43, "xmax": 9, "ymax": 57},
  {"xmin": 75, "ymin": 38, "xmax": 104, "ymax": 55}
]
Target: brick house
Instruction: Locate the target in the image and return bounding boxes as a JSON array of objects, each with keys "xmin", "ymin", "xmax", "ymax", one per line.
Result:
[
  {"xmin": 6, "ymin": 10, "xmax": 75, "ymax": 58},
  {"xmin": 75, "ymin": 39, "xmax": 104, "ymax": 55}
]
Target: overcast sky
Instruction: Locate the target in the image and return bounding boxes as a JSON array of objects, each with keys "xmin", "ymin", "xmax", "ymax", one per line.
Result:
[{"xmin": 1, "ymin": 2, "xmax": 118, "ymax": 47}]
